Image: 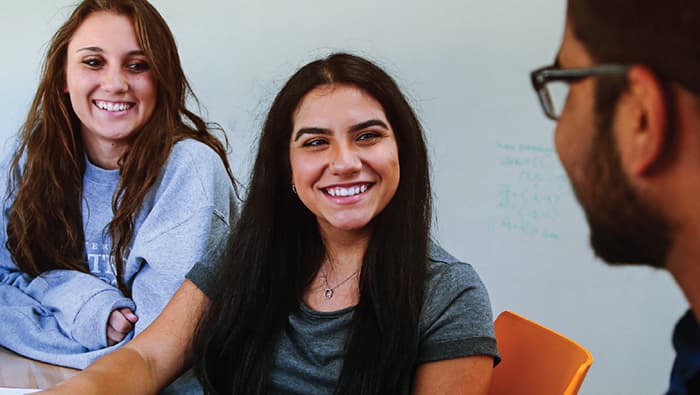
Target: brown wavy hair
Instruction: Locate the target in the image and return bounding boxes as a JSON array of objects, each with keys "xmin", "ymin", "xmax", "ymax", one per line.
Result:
[{"xmin": 6, "ymin": 0, "xmax": 234, "ymax": 295}]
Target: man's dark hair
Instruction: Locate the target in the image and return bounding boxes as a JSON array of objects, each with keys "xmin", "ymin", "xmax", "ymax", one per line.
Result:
[
  {"xmin": 569, "ymin": 0, "xmax": 700, "ymax": 95},
  {"xmin": 569, "ymin": 0, "xmax": 694, "ymax": 158}
]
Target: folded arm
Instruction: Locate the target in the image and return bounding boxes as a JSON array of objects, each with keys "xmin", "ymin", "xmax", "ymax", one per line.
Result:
[
  {"xmin": 41, "ymin": 280, "xmax": 208, "ymax": 395},
  {"xmin": 0, "ymin": 267, "xmax": 135, "ymax": 368}
]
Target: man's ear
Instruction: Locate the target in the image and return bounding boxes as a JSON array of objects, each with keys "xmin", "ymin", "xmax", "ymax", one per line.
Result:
[{"xmin": 619, "ymin": 65, "xmax": 668, "ymax": 176}]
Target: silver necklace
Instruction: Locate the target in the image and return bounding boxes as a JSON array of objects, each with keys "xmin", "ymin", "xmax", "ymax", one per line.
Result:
[{"xmin": 320, "ymin": 268, "xmax": 359, "ymax": 299}]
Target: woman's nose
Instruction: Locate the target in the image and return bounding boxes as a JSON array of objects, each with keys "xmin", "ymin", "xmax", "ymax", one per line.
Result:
[
  {"xmin": 102, "ymin": 66, "xmax": 128, "ymax": 93},
  {"xmin": 329, "ymin": 145, "xmax": 361, "ymax": 175}
]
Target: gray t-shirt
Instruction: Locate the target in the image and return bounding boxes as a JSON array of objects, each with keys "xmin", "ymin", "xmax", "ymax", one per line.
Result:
[{"xmin": 187, "ymin": 242, "xmax": 498, "ymax": 394}]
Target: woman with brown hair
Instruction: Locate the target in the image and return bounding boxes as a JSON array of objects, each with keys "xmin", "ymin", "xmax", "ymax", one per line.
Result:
[{"xmin": 0, "ymin": 0, "xmax": 236, "ymax": 370}]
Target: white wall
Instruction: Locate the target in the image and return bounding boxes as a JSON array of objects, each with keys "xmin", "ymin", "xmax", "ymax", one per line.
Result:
[{"xmin": 2, "ymin": 1, "xmax": 687, "ymax": 394}]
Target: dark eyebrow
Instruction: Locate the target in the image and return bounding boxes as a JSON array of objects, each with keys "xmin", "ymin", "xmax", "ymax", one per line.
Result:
[
  {"xmin": 76, "ymin": 47, "xmax": 146, "ymax": 57},
  {"xmin": 293, "ymin": 119, "xmax": 389, "ymax": 142},
  {"xmin": 294, "ymin": 127, "xmax": 331, "ymax": 142},
  {"xmin": 349, "ymin": 119, "xmax": 389, "ymax": 133}
]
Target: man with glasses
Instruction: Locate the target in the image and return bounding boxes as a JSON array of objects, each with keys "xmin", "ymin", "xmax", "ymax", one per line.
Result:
[{"xmin": 530, "ymin": 1, "xmax": 700, "ymax": 394}]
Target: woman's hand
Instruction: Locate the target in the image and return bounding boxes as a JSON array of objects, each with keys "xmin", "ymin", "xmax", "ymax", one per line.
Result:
[{"xmin": 106, "ymin": 308, "xmax": 138, "ymax": 346}]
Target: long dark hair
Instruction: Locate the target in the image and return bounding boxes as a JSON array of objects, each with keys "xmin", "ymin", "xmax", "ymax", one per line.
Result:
[
  {"xmin": 6, "ymin": 0, "xmax": 233, "ymax": 295},
  {"xmin": 192, "ymin": 53, "xmax": 432, "ymax": 394}
]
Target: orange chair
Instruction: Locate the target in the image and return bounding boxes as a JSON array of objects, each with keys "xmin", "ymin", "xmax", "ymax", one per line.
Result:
[{"xmin": 487, "ymin": 310, "xmax": 593, "ymax": 395}]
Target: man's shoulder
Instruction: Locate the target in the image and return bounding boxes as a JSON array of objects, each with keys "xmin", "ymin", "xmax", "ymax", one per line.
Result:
[{"xmin": 669, "ymin": 310, "xmax": 700, "ymax": 394}]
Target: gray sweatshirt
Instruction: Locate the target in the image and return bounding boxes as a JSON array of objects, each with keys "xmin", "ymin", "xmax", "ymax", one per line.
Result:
[{"xmin": 0, "ymin": 138, "xmax": 235, "ymax": 369}]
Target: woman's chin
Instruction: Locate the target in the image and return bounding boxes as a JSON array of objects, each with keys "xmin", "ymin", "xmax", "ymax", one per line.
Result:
[{"xmin": 319, "ymin": 217, "xmax": 373, "ymax": 235}]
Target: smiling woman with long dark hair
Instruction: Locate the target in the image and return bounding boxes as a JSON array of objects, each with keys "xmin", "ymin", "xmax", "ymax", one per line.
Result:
[{"xmin": 190, "ymin": 53, "xmax": 499, "ymax": 394}]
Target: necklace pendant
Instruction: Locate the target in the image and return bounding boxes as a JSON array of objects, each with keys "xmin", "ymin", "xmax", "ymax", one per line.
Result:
[{"xmin": 324, "ymin": 288, "xmax": 334, "ymax": 299}]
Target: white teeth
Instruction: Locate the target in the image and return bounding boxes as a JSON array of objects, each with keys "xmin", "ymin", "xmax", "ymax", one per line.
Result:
[
  {"xmin": 326, "ymin": 184, "xmax": 369, "ymax": 197},
  {"xmin": 96, "ymin": 101, "xmax": 131, "ymax": 112}
]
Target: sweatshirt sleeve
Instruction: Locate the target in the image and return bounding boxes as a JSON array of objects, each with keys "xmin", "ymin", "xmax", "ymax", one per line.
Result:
[
  {"xmin": 0, "ymin": 282, "xmax": 130, "ymax": 369},
  {"xmin": 122, "ymin": 140, "xmax": 235, "ymax": 334},
  {"xmin": 0, "ymin": 269, "xmax": 135, "ymax": 368},
  {"xmin": 0, "ymin": 238, "xmax": 134, "ymax": 357},
  {"xmin": 22, "ymin": 270, "xmax": 135, "ymax": 350}
]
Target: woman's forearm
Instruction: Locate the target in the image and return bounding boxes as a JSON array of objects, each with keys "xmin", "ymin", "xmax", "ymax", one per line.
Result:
[
  {"xmin": 41, "ymin": 346, "xmax": 162, "ymax": 395},
  {"xmin": 40, "ymin": 280, "xmax": 208, "ymax": 395}
]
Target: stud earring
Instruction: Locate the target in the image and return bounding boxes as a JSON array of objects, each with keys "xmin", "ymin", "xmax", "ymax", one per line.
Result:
[{"xmin": 292, "ymin": 184, "xmax": 297, "ymax": 194}]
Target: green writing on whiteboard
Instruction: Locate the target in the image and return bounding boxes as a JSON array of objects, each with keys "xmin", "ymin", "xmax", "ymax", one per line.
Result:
[{"xmin": 494, "ymin": 142, "xmax": 567, "ymax": 240}]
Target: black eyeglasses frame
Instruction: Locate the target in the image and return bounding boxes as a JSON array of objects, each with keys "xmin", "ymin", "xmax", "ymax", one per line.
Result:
[{"xmin": 530, "ymin": 64, "xmax": 630, "ymax": 120}]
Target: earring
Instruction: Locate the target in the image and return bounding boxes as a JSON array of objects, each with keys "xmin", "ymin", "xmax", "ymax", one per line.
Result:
[{"xmin": 292, "ymin": 184, "xmax": 297, "ymax": 194}]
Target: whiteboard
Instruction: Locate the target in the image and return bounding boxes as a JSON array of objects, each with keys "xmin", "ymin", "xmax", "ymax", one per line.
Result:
[{"xmin": 1, "ymin": 1, "xmax": 686, "ymax": 394}]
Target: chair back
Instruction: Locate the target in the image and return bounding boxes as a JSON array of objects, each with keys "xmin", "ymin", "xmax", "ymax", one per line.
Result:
[{"xmin": 487, "ymin": 310, "xmax": 593, "ymax": 395}]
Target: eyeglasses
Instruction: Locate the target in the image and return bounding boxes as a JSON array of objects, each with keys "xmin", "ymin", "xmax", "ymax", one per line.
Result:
[{"xmin": 530, "ymin": 64, "xmax": 630, "ymax": 120}]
